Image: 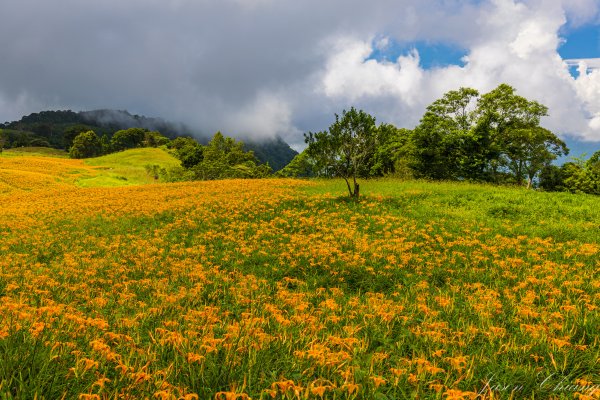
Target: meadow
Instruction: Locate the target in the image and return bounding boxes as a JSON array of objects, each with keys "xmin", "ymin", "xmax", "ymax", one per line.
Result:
[{"xmin": 0, "ymin": 150, "xmax": 599, "ymax": 399}]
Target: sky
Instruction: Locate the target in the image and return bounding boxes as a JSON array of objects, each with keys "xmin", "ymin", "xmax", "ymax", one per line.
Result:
[{"xmin": 1, "ymin": 0, "xmax": 600, "ymax": 151}]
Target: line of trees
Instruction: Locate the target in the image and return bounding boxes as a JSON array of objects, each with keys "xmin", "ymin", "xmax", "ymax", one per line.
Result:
[
  {"xmin": 68, "ymin": 128, "xmax": 170, "ymax": 158},
  {"xmin": 540, "ymin": 153, "xmax": 600, "ymax": 195},
  {"xmin": 283, "ymin": 84, "xmax": 598, "ymax": 197},
  {"xmin": 164, "ymin": 132, "xmax": 272, "ymax": 181},
  {"xmin": 67, "ymin": 127, "xmax": 271, "ymax": 182}
]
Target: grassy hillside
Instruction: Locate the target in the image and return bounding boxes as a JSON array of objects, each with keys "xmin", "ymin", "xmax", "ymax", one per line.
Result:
[
  {"xmin": 80, "ymin": 147, "xmax": 181, "ymax": 187},
  {"xmin": 0, "ymin": 154, "xmax": 598, "ymax": 399},
  {"xmin": 0, "ymin": 147, "xmax": 181, "ymax": 190}
]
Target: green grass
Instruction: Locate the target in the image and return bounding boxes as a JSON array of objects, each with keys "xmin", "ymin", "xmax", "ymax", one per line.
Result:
[
  {"xmin": 305, "ymin": 178, "xmax": 600, "ymax": 243},
  {"xmin": 1, "ymin": 147, "xmax": 69, "ymax": 158},
  {"xmin": 78, "ymin": 147, "xmax": 180, "ymax": 187}
]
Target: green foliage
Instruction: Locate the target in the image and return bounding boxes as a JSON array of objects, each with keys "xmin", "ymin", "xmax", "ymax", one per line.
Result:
[
  {"xmin": 110, "ymin": 128, "xmax": 147, "ymax": 152},
  {"xmin": 372, "ymin": 126, "xmax": 415, "ymax": 179},
  {"xmin": 171, "ymin": 137, "xmax": 204, "ymax": 169},
  {"xmin": 108, "ymin": 127, "xmax": 168, "ymax": 153},
  {"xmin": 68, "ymin": 131, "xmax": 102, "ymax": 159},
  {"xmin": 539, "ymin": 164, "xmax": 566, "ymax": 192},
  {"xmin": 143, "ymin": 130, "xmax": 170, "ymax": 147},
  {"xmin": 0, "ymin": 128, "xmax": 50, "ymax": 149},
  {"xmin": 539, "ymin": 152, "xmax": 600, "ymax": 195},
  {"xmin": 186, "ymin": 132, "xmax": 272, "ymax": 180},
  {"xmin": 410, "ymin": 84, "xmax": 568, "ymax": 187},
  {"xmin": 305, "ymin": 107, "xmax": 378, "ymax": 197},
  {"xmin": 561, "ymin": 151, "xmax": 600, "ymax": 195},
  {"xmin": 168, "ymin": 136, "xmax": 197, "ymax": 150},
  {"xmin": 276, "ymin": 150, "xmax": 316, "ymax": 178},
  {"xmin": 63, "ymin": 124, "xmax": 94, "ymax": 149},
  {"xmin": 500, "ymin": 127, "xmax": 568, "ymax": 187},
  {"xmin": 411, "ymin": 87, "xmax": 479, "ymax": 180}
]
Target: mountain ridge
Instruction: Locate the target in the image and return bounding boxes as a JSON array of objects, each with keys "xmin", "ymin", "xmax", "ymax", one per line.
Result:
[{"xmin": 1, "ymin": 109, "xmax": 298, "ymax": 171}]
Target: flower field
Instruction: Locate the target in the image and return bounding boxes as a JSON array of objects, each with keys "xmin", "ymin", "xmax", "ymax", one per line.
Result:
[{"xmin": 0, "ymin": 153, "xmax": 599, "ymax": 399}]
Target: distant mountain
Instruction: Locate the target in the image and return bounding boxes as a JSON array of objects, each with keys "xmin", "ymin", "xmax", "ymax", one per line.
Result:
[
  {"xmin": 1, "ymin": 109, "xmax": 298, "ymax": 170},
  {"xmin": 243, "ymin": 136, "xmax": 298, "ymax": 171}
]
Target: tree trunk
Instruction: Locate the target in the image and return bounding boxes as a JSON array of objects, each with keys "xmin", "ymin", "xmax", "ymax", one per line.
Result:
[
  {"xmin": 526, "ymin": 175, "xmax": 533, "ymax": 189},
  {"xmin": 352, "ymin": 175, "xmax": 359, "ymax": 199},
  {"xmin": 343, "ymin": 178, "xmax": 353, "ymax": 197}
]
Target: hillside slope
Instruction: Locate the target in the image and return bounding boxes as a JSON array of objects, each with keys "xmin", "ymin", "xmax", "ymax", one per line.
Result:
[{"xmin": 0, "ymin": 147, "xmax": 180, "ymax": 189}]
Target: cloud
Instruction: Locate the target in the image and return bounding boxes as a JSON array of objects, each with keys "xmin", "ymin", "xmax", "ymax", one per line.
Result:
[
  {"xmin": 0, "ymin": 0, "xmax": 599, "ymax": 144},
  {"xmin": 315, "ymin": 0, "xmax": 600, "ymax": 141}
]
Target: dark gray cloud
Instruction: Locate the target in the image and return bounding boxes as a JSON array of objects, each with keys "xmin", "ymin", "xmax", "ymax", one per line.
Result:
[{"xmin": 1, "ymin": 0, "xmax": 599, "ymax": 146}]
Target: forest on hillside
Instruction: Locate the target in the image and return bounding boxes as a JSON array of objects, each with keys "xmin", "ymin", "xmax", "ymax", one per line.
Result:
[{"xmin": 0, "ymin": 109, "xmax": 297, "ymax": 171}]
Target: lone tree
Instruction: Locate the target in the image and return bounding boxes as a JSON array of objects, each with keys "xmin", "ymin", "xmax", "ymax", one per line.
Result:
[{"xmin": 305, "ymin": 107, "xmax": 377, "ymax": 198}]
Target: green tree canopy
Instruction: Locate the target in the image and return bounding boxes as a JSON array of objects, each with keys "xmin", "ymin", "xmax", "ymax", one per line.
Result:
[
  {"xmin": 305, "ymin": 107, "xmax": 377, "ymax": 198},
  {"xmin": 110, "ymin": 128, "xmax": 147, "ymax": 152},
  {"xmin": 276, "ymin": 150, "xmax": 316, "ymax": 178},
  {"xmin": 188, "ymin": 132, "xmax": 271, "ymax": 180},
  {"xmin": 412, "ymin": 84, "xmax": 566, "ymax": 185},
  {"xmin": 501, "ymin": 127, "xmax": 567, "ymax": 187},
  {"xmin": 69, "ymin": 131, "xmax": 102, "ymax": 159},
  {"xmin": 174, "ymin": 138, "xmax": 204, "ymax": 169},
  {"xmin": 411, "ymin": 87, "xmax": 479, "ymax": 180},
  {"xmin": 559, "ymin": 150, "xmax": 600, "ymax": 195},
  {"xmin": 63, "ymin": 124, "xmax": 94, "ymax": 150}
]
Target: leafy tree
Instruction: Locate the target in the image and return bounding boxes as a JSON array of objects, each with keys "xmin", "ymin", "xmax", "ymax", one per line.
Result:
[
  {"xmin": 64, "ymin": 125, "xmax": 93, "ymax": 150},
  {"xmin": 475, "ymin": 84, "xmax": 550, "ymax": 182},
  {"xmin": 412, "ymin": 84, "xmax": 566, "ymax": 184},
  {"xmin": 539, "ymin": 164, "xmax": 566, "ymax": 192},
  {"xmin": 110, "ymin": 128, "xmax": 146, "ymax": 151},
  {"xmin": 143, "ymin": 131, "xmax": 170, "ymax": 147},
  {"xmin": 500, "ymin": 127, "xmax": 567, "ymax": 187},
  {"xmin": 177, "ymin": 141, "xmax": 204, "ymax": 169},
  {"xmin": 277, "ymin": 150, "xmax": 316, "ymax": 178},
  {"xmin": 562, "ymin": 151, "xmax": 600, "ymax": 195},
  {"xmin": 411, "ymin": 88, "xmax": 479, "ymax": 180},
  {"xmin": 69, "ymin": 131, "xmax": 102, "ymax": 159},
  {"xmin": 99, "ymin": 134, "xmax": 111, "ymax": 155},
  {"xmin": 189, "ymin": 132, "xmax": 271, "ymax": 180},
  {"xmin": 305, "ymin": 107, "xmax": 377, "ymax": 198},
  {"xmin": 168, "ymin": 137, "xmax": 198, "ymax": 150},
  {"xmin": 370, "ymin": 126, "xmax": 414, "ymax": 178}
]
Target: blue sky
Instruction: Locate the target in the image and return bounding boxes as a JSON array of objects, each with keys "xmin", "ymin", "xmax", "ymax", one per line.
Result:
[
  {"xmin": 559, "ymin": 23, "xmax": 600, "ymax": 58},
  {"xmin": 561, "ymin": 21, "xmax": 600, "ymax": 161},
  {"xmin": 367, "ymin": 39, "xmax": 468, "ymax": 69},
  {"xmin": 559, "ymin": 23, "xmax": 600, "ymax": 78},
  {"xmin": 369, "ymin": 21, "xmax": 599, "ymax": 77}
]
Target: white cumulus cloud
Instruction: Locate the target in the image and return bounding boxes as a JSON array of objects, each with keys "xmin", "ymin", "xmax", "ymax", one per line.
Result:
[
  {"xmin": 0, "ymin": 0, "xmax": 599, "ymax": 144},
  {"xmin": 315, "ymin": 0, "xmax": 600, "ymax": 141}
]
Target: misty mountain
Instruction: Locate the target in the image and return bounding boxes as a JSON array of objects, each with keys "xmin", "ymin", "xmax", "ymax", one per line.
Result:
[{"xmin": 1, "ymin": 109, "xmax": 298, "ymax": 170}]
